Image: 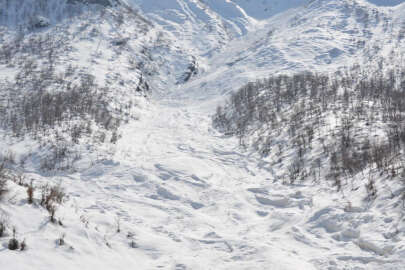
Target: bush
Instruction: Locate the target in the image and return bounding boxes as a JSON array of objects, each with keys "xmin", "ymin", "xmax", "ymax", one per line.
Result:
[
  {"xmin": 40, "ymin": 184, "xmax": 66, "ymax": 208},
  {"xmin": 0, "ymin": 164, "xmax": 8, "ymax": 200},
  {"xmin": 129, "ymin": 240, "xmax": 138, "ymax": 248},
  {"xmin": 8, "ymin": 238, "xmax": 19, "ymax": 250},
  {"xmin": 27, "ymin": 181, "xmax": 35, "ymax": 204},
  {"xmin": 0, "ymin": 178, "xmax": 7, "ymax": 200},
  {"xmin": 0, "ymin": 219, "xmax": 6, "ymax": 237},
  {"xmin": 8, "ymin": 227, "xmax": 19, "ymax": 251},
  {"xmin": 58, "ymin": 233, "xmax": 65, "ymax": 246},
  {"xmin": 40, "ymin": 184, "xmax": 66, "ymax": 223},
  {"xmin": 20, "ymin": 239, "xmax": 26, "ymax": 251}
]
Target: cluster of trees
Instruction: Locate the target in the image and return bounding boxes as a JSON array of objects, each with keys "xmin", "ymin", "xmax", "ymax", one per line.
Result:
[
  {"xmin": 0, "ymin": 29, "xmax": 69, "ymax": 66},
  {"xmin": 0, "ymin": 58, "xmax": 132, "ymax": 170},
  {"xmin": 0, "ymin": 0, "xmax": 114, "ymax": 27},
  {"xmin": 214, "ymin": 66, "xmax": 405, "ymax": 200},
  {"xmin": 0, "ymin": 1, "xmax": 155, "ymax": 172},
  {"xmin": 3, "ymin": 66, "xmax": 119, "ymax": 136}
]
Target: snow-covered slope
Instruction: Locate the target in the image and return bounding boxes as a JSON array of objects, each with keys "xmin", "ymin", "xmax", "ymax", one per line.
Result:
[
  {"xmin": 366, "ymin": 0, "xmax": 405, "ymax": 6},
  {"xmin": 0, "ymin": 0, "xmax": 405, "ymax": 269},
  {"xmin": 172, "ymin": 0, "xmax": 405, "ymax": 101}
]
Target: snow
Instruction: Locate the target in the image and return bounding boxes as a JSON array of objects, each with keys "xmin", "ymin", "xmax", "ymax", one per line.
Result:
[
  {"xmin": 231, "ymin": 0, "xmax": 308, "ymax": 20},
  {"xmin": 0, "ymin": 0, "xmax": 405, "ymax": 269},
  {"xmin": 365, "ymin": 0, "xmax": 405, "ymax": 6}
]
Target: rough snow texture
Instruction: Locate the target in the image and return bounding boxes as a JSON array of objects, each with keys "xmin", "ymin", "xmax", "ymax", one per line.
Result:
[{"xmin": 0, "ymin": 0, "xmax": 405, "ymax": 269}]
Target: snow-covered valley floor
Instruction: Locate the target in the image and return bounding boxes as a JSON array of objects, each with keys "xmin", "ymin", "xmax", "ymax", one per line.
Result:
[{"xmin": 9, "ymin": 91, "xmax": 397, "ymax": 270}]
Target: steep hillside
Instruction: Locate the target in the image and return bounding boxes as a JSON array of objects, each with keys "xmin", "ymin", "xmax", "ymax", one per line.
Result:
[
  {"xmin": 0, "ymin": 0, "xmax": 405, "ymax": 269},
  {"xmin": 0, "ymin": 0, "xmax": 158, "ymax": 172},
  {"xmin": 175, "ymin": 0, "xmax": 405, "ymax": 101}
]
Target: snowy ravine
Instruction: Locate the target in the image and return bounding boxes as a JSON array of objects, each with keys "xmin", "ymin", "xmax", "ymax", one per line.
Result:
[
  {"xmin": 1, "ymin": 0, "xmax": 405, "ymax": 269},
  {"xmin": 5, "ymin": 89, "xmax": 404, "ymax": 269}
]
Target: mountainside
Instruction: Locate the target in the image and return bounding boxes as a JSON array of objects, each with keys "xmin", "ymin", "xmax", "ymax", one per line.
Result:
[
  {"xmin": 1, "ymin": 0, "xmax": 405, "ymax": 269},
  {"xmin": 175, "ymin": 0, "xmax": 405, "ymax": 100}
]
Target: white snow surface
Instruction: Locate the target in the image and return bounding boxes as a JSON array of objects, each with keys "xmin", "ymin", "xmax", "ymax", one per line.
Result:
[
  {"xmin": 366, "ymin": 0, "xmax": 405, "ymax": 6},
  {"xmin": 1, "ymin": 0, "xmax": 405, "ymax": 269}
]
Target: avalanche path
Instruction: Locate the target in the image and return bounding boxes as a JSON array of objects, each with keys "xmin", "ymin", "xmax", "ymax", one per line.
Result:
[
  {"xmin": 63, "ymin": 85, "xmax": 402, "ymax": 269},
  {"xmin": 113, "ymin": 94, "xmax": 318, "ymax": 269}
]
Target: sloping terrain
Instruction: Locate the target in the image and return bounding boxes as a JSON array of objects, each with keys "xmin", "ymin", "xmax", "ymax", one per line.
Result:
[{"xmin": 0, "ymin": 0, "xmax": 405, "ymax": 269}]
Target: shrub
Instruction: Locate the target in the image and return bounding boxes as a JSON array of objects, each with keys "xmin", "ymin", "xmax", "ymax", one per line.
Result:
[
  {"xmin": 40, "ymin": 184, "xmax": 66, "ymax": 208},
  {"xmin": 58, "ymin": 233, "xmax": 65, "ymax": 246},
  {"xmin": 129, "ymin": 240, "xmax": 138, "ymax": 248},
  {"xmin": 49, "ymin": 204, "xmax": 57, "ymax": 223},
  {"xmin": 20, "ymin": 239, "xmax": 26, "ymax": 251},
  {"xmin": 27, "ymin": 181, "xmax": 35, "ymax": 204},
  {"xmin": 0, "ymin": 164, "xmax": 8, "ymax": 200},
  {"xmin": 40, "ymin": 184, "xmax": 66, "ymax": 223},
  {"xmin": 0, "ymin": 218, "xmax": 7, "ymax": 237},
  {"xmin": 8, "ymin": 227, "xmax": 19, "ymax": 251},
  {"xmin": 115, "ymin": 217, "xmax": 121, "ymax": 233},
  {"xmin": 0, "ymin": 178, "xmax": 7, "ymax": 200},
  {"xmin": 8, "ymin": 238, "xmax": 19, "ymax": 251},
  {"xmin": 365, "ymin": 178, "xmax": 377, "ymax": 201}
]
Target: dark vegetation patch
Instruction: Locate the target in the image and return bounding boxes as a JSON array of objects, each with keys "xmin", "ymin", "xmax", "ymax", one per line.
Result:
[{"xmin": 214, "ymin": 66, "xmax": 405, "ymax": 202}]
